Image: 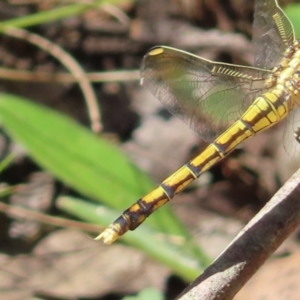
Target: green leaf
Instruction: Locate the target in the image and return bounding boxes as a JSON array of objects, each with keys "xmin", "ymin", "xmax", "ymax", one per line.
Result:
[
  {"xmin": 0, "ymin": 0, "xmax": 134, "ymax": 32},
  {"xmin": 0, "ymin": 93, "xmax": 208, "ymax": 268},
  {"xmin": 285, "ymin": 3, "xmax": 300, "ymax": 39},
  {"xmin": 0, "ymin": 93, "xmax": 153, "ymax": 207},
  {"xmin": 0, "ymin": 153, "xmax": 15, "ymax": 174},
  {"xmin": 58, "ymin": 196, "xmax": 205, "ymax": 281}
]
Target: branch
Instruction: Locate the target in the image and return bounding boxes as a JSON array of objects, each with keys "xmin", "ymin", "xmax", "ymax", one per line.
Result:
[{"xmin": 178, "ymin": 168, "xmax": 300, "ymax": 300}]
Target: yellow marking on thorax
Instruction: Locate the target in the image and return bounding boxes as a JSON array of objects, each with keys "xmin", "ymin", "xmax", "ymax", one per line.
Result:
[
  {"xmin": 288, "ymin": 57, "xmax": 300, "ymax": 69},
  {"xmin": 277, "ymin": 49, "xmax": 300, "ymax": 81}
]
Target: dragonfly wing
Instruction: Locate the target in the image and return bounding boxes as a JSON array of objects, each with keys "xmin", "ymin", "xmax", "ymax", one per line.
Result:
[
  {"xmin": 141, "ymin": 46, "xmax": 270, "ymax": 142},
  {"xmin": 253, "ymin": 0, "xmax": 295, "ymax": 69},
  {"xmin": 282, "ymin": 108, "xmax": 300, "ymax": 159}
]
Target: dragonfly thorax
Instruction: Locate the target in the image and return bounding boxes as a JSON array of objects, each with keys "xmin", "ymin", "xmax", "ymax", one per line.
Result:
[{"xmin": 267, "ymin": 40, "xmax": 300, "ymax": 108}]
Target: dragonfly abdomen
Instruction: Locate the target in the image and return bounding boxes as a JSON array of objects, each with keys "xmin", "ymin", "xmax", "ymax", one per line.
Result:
[
  {"xmin": 241, "ymin": 92, "xmax": 289, "ymax": 133},
  {"xmin": 96, "ymin": 0, "xmax": 300, "ymax": 245},
  {"xmin": 96, "ymin": 90, "xmax": 290, "ymax": 244},
  {"xmin": 189, "ymin": 91, "xmax": 289, "ymax": 177}
]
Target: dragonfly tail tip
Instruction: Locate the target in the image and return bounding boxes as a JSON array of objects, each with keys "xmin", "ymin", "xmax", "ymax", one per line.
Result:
[{"xmin": 95, "ymin": 229, "xmax": 118, "ymax": 245}]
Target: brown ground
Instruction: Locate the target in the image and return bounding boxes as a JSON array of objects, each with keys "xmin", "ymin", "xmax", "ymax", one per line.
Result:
[{"xmin": 0, "ymin": 0, "xmax": 300, "ymax": 299}]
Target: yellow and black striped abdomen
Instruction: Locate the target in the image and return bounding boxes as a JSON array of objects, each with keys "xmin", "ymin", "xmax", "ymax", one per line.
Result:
[
  {"xmin": 96, "ymin": 0, "xmax": 300, "ymax": 245},
  {"xmin": 97, "ymin": 90, "xmax": 289, "ymax": 244}
]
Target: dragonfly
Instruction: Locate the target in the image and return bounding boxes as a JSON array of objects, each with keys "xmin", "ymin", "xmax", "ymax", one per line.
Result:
[{"xmin": 97, "ymin": 0, "xmax": 300, "ymax": 244}]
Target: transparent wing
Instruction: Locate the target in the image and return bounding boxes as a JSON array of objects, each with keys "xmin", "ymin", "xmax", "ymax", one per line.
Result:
[
  {"xmin": 283, "ymin": 108, "xmax": 300, "ymax": 158},
  {"xmin": 253, "ymin": 0, "xmax": 295, "ymax": 69},
  {"xmin": 141, "ymin": 46, "xmax": 271, "ymax": 142}
]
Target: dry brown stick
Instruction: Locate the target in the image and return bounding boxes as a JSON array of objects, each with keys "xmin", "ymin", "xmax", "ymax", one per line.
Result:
[
  {"xmin": 178, "ymin": 168, "xmax": 300, "ymax": 300},
  {"xmin": 0, "ymin": 200, "xmax": 101, "ymax": 234},
  {"xmin": 0, "ymin": 67, "xmax": 140, "ymax": 83},
  {"xmin": 3, "ymin": 27, "xmax": 102, "ymax": 133}
]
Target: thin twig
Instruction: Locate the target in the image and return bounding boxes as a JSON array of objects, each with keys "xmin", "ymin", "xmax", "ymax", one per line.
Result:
[
  {"xmin": 4, "ymin": 27, "xmax": 102, "ymax": 133},
  {"xmin": 0, "ymin": 67, "xmax": 140, "ymax": 83},
  {"xmin": 0, "ymin": 201, "xmax": 101, "ymax": 233}
]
